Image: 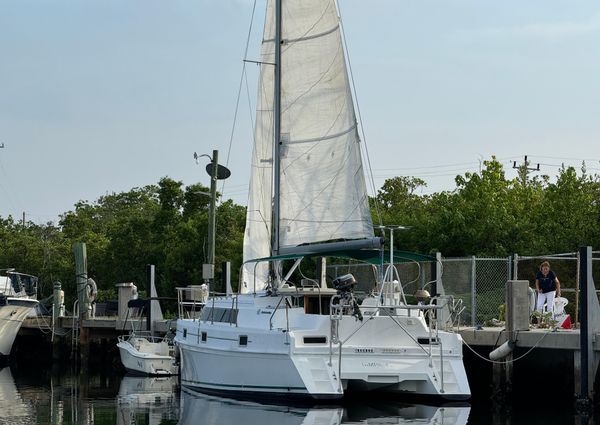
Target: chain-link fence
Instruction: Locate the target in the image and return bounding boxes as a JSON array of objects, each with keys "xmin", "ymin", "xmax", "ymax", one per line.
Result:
[
  {"xmin": 326, "ymin": 261, "xmax": 434, "ymax": 300},
  {"xmin": 441, "ymin": 257, "xmax": 511, "ymax": 327},
  {"xmin": 327, "ymin": 251, "xmax": 600, "ymax": 328},
  {"xmin": 514, "ymin": 253, "xmax": 600, "ymax": 324}
]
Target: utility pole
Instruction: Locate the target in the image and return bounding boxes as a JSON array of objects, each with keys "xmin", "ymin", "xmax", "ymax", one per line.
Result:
[{"xmin": 512, "ymin": 155, "xmax": 540, "ymax": 186}]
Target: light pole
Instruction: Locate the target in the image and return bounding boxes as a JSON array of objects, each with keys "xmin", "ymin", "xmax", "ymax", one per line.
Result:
[{"xmin": 194, "ymin": 150, "xmax": 231, "ymax": 284}]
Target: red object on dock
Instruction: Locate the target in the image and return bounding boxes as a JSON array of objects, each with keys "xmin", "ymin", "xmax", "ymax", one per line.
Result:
[{"xmin": 560, "ymin": 314, "xmax": 572, "ymax": 329}]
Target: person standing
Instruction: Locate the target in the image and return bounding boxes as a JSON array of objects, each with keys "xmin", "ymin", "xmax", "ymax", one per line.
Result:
[{"xmin": 535, "ymin": 261, "xmax": 561, "ymax": 313}]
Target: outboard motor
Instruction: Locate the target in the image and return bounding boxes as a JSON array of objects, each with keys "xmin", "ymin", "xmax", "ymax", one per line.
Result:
[
  {"xmin": 331, "ymin": 274, "xmax": 362, "ymax": 321},
  {"xmin": 332, "ymin": 274, "xmax": 356, "ymax": 293}
]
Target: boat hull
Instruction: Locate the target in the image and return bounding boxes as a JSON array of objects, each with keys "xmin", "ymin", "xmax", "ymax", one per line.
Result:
[
  {"xmin": 0, "ymin": 299, "xmax": 38, "ymax": 356},
  {"xmin": 178, "ymin": 339, "xmax": 341, "ymax": 400},
  {"xmin": 117, "ymin": 340, "xmax": 178, "ymax": 376},
  {"xmin": 175, "ymin": 314, "xmax": 470, "ymax": 400}
]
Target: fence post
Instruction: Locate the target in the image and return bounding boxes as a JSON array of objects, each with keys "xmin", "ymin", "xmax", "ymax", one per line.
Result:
[
  {"xmin": 471, "ymin": 256, "xmax": 477, "ymax": 327},
  {"xmin": 513, "ymin": 253, "xmax": 519, "ymax": 281},
  {"xmin": 575, "ymin": 250, "xmax": 580, "ymax": 326}
]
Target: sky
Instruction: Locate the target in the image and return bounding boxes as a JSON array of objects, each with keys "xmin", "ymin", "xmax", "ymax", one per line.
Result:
[{"xmin": 1, "ymin": 0, "xmax": 600, "ymax": 224}]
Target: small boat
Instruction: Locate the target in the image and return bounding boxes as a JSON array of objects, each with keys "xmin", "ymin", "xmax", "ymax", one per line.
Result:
[
  {"xmin": 117, "ymin": 267, "xmax": 179, "ymax": 376},
  {"xmin": 0, "ymin": 270, "xmax": 39, "ymax": 357},
  {"xmin": 117, "ymin": 331, "xmax": 178, "ymax": 376}
]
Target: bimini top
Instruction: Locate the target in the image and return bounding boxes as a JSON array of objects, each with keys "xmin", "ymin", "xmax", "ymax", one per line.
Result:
[{"xmin": 245, "ymin": 238, "xmax": 435, "ymax": 266}]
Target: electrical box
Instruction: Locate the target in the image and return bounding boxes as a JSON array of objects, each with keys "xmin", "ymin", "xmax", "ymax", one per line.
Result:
[
  {"xmin": 202, "ymin": 264, "xmax": 214, "ymax": 280},
  {"xmin": 506, "ymin": 280, "xmax": 530, "ymax": 331}
]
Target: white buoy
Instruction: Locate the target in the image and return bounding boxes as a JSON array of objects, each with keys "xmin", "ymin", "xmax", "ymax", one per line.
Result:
[{"xmin": 489, "ymin": 340, "xmax": 515, "ymax": 361}]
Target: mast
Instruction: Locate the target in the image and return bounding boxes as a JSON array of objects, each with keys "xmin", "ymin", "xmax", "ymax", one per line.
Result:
[{"xmin": 272, "ymin": 0, "xmax": 282, "ymax": 257}]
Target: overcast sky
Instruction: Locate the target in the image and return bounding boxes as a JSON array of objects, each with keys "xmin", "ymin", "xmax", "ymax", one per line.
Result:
[{"xmin": 1, "ymin": 0, "xmax": 600, "ymax": 224}]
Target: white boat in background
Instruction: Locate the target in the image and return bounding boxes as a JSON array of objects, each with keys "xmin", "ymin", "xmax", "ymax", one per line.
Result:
[
  {"xmin": 117, "ymin": 266, "xmax": 179, "ymax": 376},
  {"xmin": 0, "ymin": 271, "xmax": 39, "ymax": 356},
  {"xmin": 176, "ymin": 0, "xmax": 470, "ymax": 400},
  {"xmin": 117, "ymin": 332, "xmax": 178, "ymax": 376}
]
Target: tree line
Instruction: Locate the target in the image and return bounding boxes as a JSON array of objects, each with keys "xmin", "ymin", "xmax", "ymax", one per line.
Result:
[{"xmin": 1, "ymin": 158, "xmax": 598, "ymax": 305}]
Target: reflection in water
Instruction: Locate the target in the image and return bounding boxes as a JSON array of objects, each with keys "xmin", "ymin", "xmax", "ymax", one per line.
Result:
[
  {"xmin": 0, "ymin": 367, "xmax": 31, "ymax": 422},
  {"xmin": 117, "ymin": 375, "xmax": 179, "ymax": 425},
  {"xmin": 178, "ymin": 388, "xmax": 471, "ymax": 425},
  {"xmin": 14, "ymin": 366, "xmax": 596, "ymax": 425}
]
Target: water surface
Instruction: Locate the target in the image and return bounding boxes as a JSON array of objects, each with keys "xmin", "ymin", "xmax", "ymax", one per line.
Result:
[{"xmin": 0, "ymin": 365, "xmax": 594, "ymax": 424}]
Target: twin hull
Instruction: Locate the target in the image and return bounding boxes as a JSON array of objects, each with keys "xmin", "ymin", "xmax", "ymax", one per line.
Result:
[{"xmin": 175, "ymin": 295, "xmax": 470, "ymax": 400}]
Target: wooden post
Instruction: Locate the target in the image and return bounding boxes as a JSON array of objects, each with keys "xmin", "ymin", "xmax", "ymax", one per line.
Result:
[
  {"xmin": 73, "ymin": 242, "xmax": 89, "ymax": 368},
  {"xmin": 52, "ymin": 281, "xmax": 64, "ymax": 361}
]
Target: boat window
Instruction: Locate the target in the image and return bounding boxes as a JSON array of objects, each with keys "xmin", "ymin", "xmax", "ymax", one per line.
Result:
[
  {"xmin": 303, "ymin": 336, "xmax": 327, "ymax": 344},
  {"xmin": 221, "ymin": 309, "xmax": 232, "ymax": 323},
  {"xmin": 239, "ymin": 335, "xmax": 248, "ymax": 346},
  {"xmin": 200, "ymin": 307, "xmax": 238, "ymax": 324},
  {"xmin": 9, "ymin": 274, "xmax": 22, "ymax": 293},
  {"xmin": 183, "ymin": 329, "xmax": 187, "ymax": 338},
  {"xmin": 201, "ymin": 331, "xmax": 207, "ymax": 342}
]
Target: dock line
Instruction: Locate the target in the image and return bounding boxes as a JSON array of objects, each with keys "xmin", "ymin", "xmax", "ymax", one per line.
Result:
[{"xmin": 462, "ymin": 328, "xmax": 555, "ymax": 364}]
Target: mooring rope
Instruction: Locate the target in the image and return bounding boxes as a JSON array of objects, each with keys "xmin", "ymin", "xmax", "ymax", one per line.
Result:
[{"xmin": 461, "ymin": 328, "xmax": 555, "ymax": 364}]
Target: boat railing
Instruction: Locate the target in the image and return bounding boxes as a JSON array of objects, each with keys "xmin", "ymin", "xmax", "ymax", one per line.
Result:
[
  {"xmin": 379, "ymin": 299, "xmax": 449, "ymax": 394},
  {"xmin": 268, "ymin": 296, "xmax": 290, "ymax": 332},
  {"xmin": 118, "ymin": 331, "xmax": 172, "ymax": 345},
  {"xmin": 328, "ymin": 294, "xmax": 449, "ymax": 392},
  {"xmin": 176, "ymin": 286, "xmax": 207, "ymax": 320}
]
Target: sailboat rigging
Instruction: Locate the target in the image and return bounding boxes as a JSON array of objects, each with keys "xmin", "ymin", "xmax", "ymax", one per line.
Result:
[{"xmin": 175, "ymin": 0, "xmax": 470, "ymax": 400}]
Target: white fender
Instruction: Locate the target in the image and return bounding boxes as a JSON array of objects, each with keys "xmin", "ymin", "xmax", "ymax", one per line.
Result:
[{"xmin": 489, "ymin": 340, "xmax": 515, "ymax": 361}]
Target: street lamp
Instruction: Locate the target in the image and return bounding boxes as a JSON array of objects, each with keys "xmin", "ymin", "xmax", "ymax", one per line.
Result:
[{"xmin": 194, "ymin": 150, "xmax": 231, "ymax": 284}]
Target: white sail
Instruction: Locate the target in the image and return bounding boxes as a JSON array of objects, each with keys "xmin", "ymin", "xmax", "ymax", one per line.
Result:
[{"xmin": 242, "ymin": 0, "xmax": 374, "ymax": 291}]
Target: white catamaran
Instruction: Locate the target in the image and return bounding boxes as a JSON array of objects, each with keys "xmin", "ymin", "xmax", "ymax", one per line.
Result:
[{"xmin": 175, "ymin": 0, "xmax": 470, "ymax": 400}]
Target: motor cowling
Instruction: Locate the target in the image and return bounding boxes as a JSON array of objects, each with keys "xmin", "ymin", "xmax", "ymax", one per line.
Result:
[{"xmin": 332, "ymin": 274, "xmax": 356, "ymax": 293}]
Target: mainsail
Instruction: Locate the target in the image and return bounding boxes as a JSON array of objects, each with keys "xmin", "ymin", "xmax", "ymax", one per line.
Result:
[{"xmin": 242, "ymin": 0, "xmax": 374, "ymax": 291}]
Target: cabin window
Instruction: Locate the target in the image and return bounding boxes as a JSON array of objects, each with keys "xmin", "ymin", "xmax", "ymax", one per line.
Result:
[
  {"xmin": 201, "ymin": 331, "xmax": 207, "ymax": 342},
  {"xmin": 183, "ymin": 329, "xmax": 187, "ymax": 338},
  {"xmin": 200, "ymin": 307, "xmax": 239, "ymax": 324},
  {"xmin": 239, "ymin": 335, "xmax": 248, "ymax": 346},
  {"xmin": 303, "ymin": 336, "xmax": 327, "ymax": 344}
]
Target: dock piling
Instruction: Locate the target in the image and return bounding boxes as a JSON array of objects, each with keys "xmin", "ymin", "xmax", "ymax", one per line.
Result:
[{"xmin": 576, "ymin": 246, "xmax": 600, "ymax": 410}]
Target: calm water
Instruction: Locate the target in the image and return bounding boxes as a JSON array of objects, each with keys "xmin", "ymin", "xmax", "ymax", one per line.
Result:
[{"xmin": 0, "ymin": 364, "xmax": 595, "ymax": 425}]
